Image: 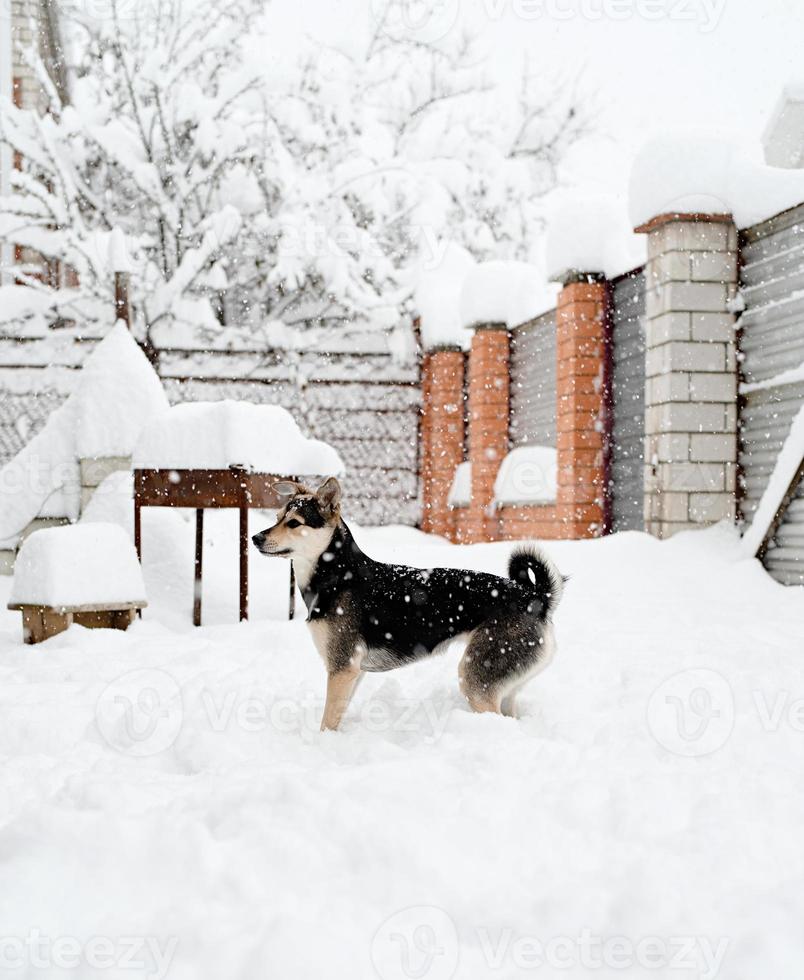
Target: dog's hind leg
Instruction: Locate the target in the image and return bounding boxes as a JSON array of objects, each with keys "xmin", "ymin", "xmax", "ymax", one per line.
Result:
[
  {"xmin": 500, "ymin": 686, "xmax": 521, "ymax": 719},
  {"xmin": 460, "ymin": 616, "xmax": 545, "ymax": 718},
  {"xmin": 458, "ymin": 628, "xmax": 503, "ymax": 715}
]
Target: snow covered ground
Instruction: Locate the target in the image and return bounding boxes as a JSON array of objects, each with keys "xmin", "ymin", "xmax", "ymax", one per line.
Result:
[{"xmin": 1, "ymin": 521, "xmax": 803, "ymax": 979}]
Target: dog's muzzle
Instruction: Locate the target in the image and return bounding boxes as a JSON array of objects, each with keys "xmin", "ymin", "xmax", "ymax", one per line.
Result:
[{"xmin": 251, "ymin": 533, "xmax": 290, "ymax": 556}]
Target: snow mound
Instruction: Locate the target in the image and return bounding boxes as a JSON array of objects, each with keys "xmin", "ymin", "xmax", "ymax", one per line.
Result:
[
  {"xmin": 459, "ymin": 261, "xmax": 558, "ymax": 329},
  {"xmin": 494, "ymin": 445, "xmax": 558, "ymax": 506},
  {"xmin": 75, "ymin": 321, "xmax": 169, "ymax": 459},
  {"xmin": 630, "ymin": 129, "xmax": 804, "ymax": 230},
  {"xmin": 9, "ymin": 523, "xmax": 146, "ymax": 609},
  {"xmin": 0, "ymin": 323, "xmax": 167, "ymax": 549},
  {"xmin": 448, "ymin": 461, "xmax": 471, "ymax": 507},
  {"xmin": 546, "ymin": 193, "xmax": 645, "ymax": 282},
  {"xmin": 133, "ymin": 401, "xmax": 344, "ymax": 475},
  {"xmin": 415, "ymin": 242, "xmax": 476, "ymax": 350},
  {"xmin": 0, "ymin": 404, "xmax": 82, "ymax": 549},
  {"xmin": 2, "ymin": 524, "xmax": 803, "ymax": 977}
]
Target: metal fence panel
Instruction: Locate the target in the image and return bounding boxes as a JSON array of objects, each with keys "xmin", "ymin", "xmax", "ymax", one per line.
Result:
[
  {"xmin": 739, "ymin": 204, "xmax": 804, "ymax": 585},
  {"xmin": 509, "ymin": 310, "xmax": 557, "ymax": 449},
  {"xmin": 609, "ymin": 270, "xmax": 646, "ymax": 533}
]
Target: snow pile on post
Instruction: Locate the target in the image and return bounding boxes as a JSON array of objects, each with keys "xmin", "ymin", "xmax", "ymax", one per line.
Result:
[
  {"xmin": 9, "ymin": 523, "xmax": 146, "ymax": 609},
  {"xmin": 107, "ymin": 227, "xmax": 133, "ymax": 273},
  {"xmin": 133, "ymin": 401, "xmax": 344, "ymax": 476},
  {"xmin": 459, "ymin": 261, "xmax": 558, "ymax": 329},
  {"xmin": 493, "ymin": 446, "xmax": 558, "ymax": 506},
  {"xmin": 0, "ymin": 324, "xmax": 168, "ymax": 548},
  {"xmin": 740, "ymin": 405, "xmax": 804, "ymax": 558},
  {"xmin": 546, "ymin": 194, "xmax": 645, "ymax": 282},
  {"xmin": 629, "ymin": 130, "xmax": 804, "ymax": 230},
  {"xmin": 764, "ymin": 82, "xmax": 804, "ymax": 168},
  {"xmin": 415, "ymin": 243, "xmax": 476, "ymax": 350},
  {"xmin": 448, "ymin": 461, "xmax": 471, "ymax": 507}
]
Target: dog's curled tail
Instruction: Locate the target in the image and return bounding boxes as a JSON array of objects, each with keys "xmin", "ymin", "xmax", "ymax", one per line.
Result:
[{"xmin": 508, "ymin": 546, "xmax": 565, "ymax": 619}]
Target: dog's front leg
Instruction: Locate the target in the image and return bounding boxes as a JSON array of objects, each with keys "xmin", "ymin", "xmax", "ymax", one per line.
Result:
[{"xmin": 321, "ymin": 667, "xmax": 362, "ymax": 732}]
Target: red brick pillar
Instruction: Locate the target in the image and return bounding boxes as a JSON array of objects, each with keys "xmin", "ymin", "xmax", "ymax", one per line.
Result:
[
  {"xmin": 556, "ymin": 279, "xmax": 608, "ymax": 538},
  {"xmin": 466, "ymin": 325, "xmax": 510, "ymax": 543},
  {"xmin": 420, "ymin": 348, "xmax": 465, "ymax": 537}
]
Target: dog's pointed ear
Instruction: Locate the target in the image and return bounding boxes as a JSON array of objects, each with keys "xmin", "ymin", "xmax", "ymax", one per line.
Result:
[
  {"xmin": 273, "ymin": 480, "xmax": 302, "ymax": 500},
  {"xmin": 316, "ymin": 476, "xmax": 341, "ymax": 513}
]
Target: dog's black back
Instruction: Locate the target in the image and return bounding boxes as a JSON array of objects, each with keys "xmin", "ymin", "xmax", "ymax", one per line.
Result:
[{"xmin": 302, "ymin": 522, "xmax": 551, "ymax": 671}]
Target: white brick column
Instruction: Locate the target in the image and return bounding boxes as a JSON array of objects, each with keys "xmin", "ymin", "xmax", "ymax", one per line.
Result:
[{"xmin": 637, "ymin": 214, "xmax": 739, "ymax": 538}]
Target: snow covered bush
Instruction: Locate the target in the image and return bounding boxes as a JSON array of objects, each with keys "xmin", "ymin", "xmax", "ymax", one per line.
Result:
[{"xmin": 0, "ymin": 0, "xmax": 589, "ymax": 344}]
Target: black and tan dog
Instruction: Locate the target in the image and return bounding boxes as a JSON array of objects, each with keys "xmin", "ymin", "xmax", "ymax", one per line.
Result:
[{"xmin": 252, "ymin": 478, "xmax": 564, "ymax": 731}]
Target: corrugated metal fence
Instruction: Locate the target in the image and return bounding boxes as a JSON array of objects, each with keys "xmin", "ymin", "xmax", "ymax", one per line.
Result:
[
  {"xmin": 608, "ymin": 269, "xmax": 646, "ymax": 532},
  {"xmin": 509, "ymin": 310, "xmax": 557, "ymax": 449},
  {"xmin": 739, "ymin": 204, "xmax": 804, "ymax": 586}
]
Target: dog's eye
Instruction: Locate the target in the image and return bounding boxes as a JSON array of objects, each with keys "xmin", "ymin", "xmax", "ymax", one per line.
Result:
[{"xmin": 286, "ymin": 519, "xmax": 301, "ymax": 529}]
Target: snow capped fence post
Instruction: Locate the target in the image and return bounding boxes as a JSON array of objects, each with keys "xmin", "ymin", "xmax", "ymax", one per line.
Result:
[
  {"xmin": 635, "ymin": 213, "xmax": 739, "ymax": 538},
  {"xmin": 420, "ymin": 348, "xmax": 465, "ymax": 539},
  {"xmin": 554, "ymin": 276, "xmax": 609, "ymax": 539},
  {"xmin": 465, "ymin": 325, "xmax": 510, "ymax": 543}
]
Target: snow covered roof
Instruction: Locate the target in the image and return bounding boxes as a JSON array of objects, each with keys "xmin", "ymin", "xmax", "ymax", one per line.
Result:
[
  {"xmin": 546, "ymin": 194, "xmax": 645, "ymax": 282},
  {"xmin": 9, "ymin": 523, "xmax": 147, "ymax": 609},
  {"xmin": 132, "ymin": 401, "xmax": 344, "ymax": 476},
  {"xmin": 0, "ymin": 322, "xmax": 168, "ymax": 549},
  {"xmin": 629, "ymin": 130, "xmax": 804, "ymax": 231}
]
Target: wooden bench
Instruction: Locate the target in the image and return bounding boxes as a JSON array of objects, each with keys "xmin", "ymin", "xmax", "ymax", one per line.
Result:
[
  {"xmin": 8, "ymin": 600, "xmax": 147, "ymax": 645},
  {"xmin": 133, "ymin": 466, "xmax": 297, "ymax": 625}
]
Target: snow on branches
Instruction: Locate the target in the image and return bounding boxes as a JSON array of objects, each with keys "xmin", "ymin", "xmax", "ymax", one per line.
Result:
[{"xmin": 0, "ymin": 0, "xmax": 589, "ymax": 347}]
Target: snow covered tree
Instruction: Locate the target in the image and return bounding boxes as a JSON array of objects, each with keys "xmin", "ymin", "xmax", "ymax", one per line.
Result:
[
  {"xmin": 0, "ymin": 0, "xmax": 265, "ymax": 345},
  {"xmin": 0, "ymin": 0, "xmax": 590, "ymax": 345},
  {"xmin": 252, "ymin": 0, "xmax": 591, "ymax": 335}
]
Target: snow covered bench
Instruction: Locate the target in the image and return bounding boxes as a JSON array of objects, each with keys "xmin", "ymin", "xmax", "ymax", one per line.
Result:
[
  {"xmin": 7, "ymin": 524, "xmax": 147, "ymax": 644},
  {"xmin": 132, "ymin": 401, "xmax": 343, "ymax": 625}
]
